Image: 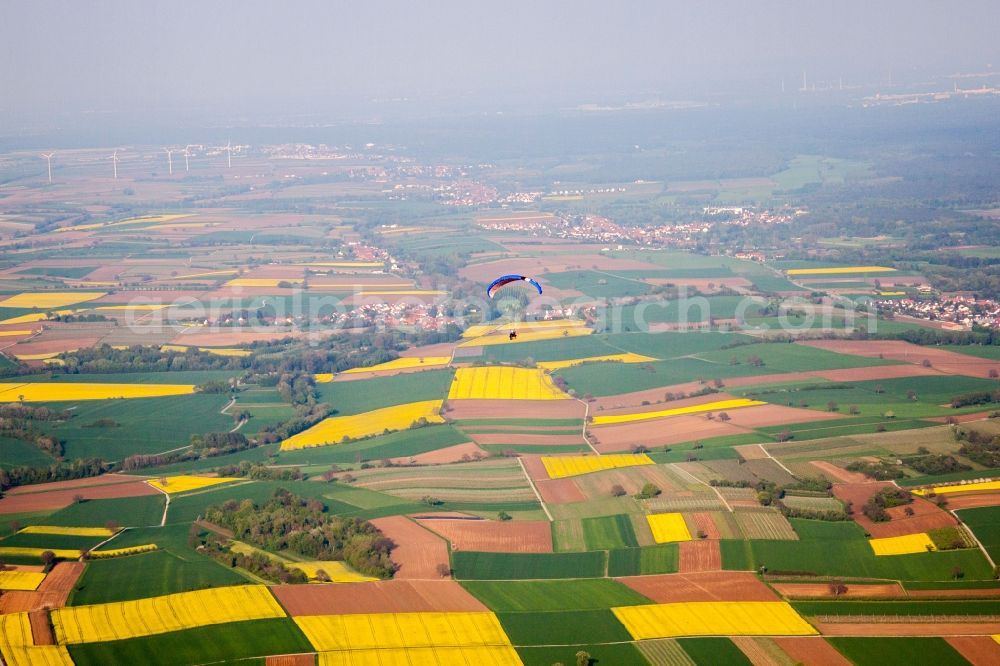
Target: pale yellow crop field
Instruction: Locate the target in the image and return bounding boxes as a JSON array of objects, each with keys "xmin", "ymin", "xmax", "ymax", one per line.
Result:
[
  {"xmin": 160, "ymin": 344, "xmax": 251, "ymax": 357},
  {"xmin": 537, "ymin": 352, "xmax": 657, "ymax": 370},
  {"xmin": 281, "ymin": 400, "xmax": 445, "ymax": 450},
  {"xmin": 0, "ymin": 330, "xmax": 34, "ymax": 337},
  {"xmin": 0, "ymin": 292, "xmax": 105, "ymax": 309},
  {"xmin": 612, "ymin": 601, "xmax": 817, "ymax": 639},
  {"xmin": 0, "ymin": 571, "xmax": 45, "ymax": 591},
  {"xmin": 229, "ymin": 541, "xmax": 376, "ymax": 582},
  {"xmin": 147, "ymin": 475, "xmax": 242, "ymax": 494},
  {"xmin": 89, "ymin": 544, "xmax": 158, "ymax": 559},
  {"xmin": 591, "ymin": 399, "xmax": 766, "ymax": 426},
  {"xmin": 0, "ymin": 310, "xmax": 76, "ymax": 325},
  {"xmin": 0, "ymin": 547, "xmax": 80, "ymax": 559},
  {"xmin": 868, "ymin": 533, "xmax": 935, "ymax": 556},
  {"xmin": 0, "ymin": 383, "xmax": 196, "ymax": 402},
  {"xmin": 12, "ymin": 352, "xmax": 72, "ymax": 362},
  {"xmin": 167, "ymin": 269, "xmax": 238, "ymax": 279},
  {"xmin": 448, "ymin": 367, "xmax": 568, "ymax": 400},
  {"xmin": 785, "ymin": 266, "xmax": 895, "ymax": 275},
  {"xmin": 295, "ymin": 612, "xmax": 512, "ymax": 651},
  {"xmin": 56, "ymin": 213, "xmax": 194, "ymax": 232},
  {"xmin": 19, "ymin": 526, "xmax": 116, "ymax": 537},
  {"xmin": 318, "ymin": 646, "xmax": 523, "ymax": 666},
  {"xmin": 646, "ymin": 513, "xmax": 693, "ymax": 543},
  {"xmin": 912, "ymin": 480, "xmax": 1000, "ymax": 496},
  {"xmin": 462, "ymin": 319, "xmax": 588, "ymax": 338},
  {"xmin": 541, "ymin": 453, "xmax": 654, "ymax": 479},
  {"xmin": 460, "ymin": 327, "xmax": 592, "ymax": 347},
  {"xmin": 341, "ymin": 356, "xmax": 450, "ymax": 374},
  {"xmin": 225, "ymin": 278, "xmax": 304, "ymax": 287},
  {"xmin": 52, "ymin": 585, "xmax": 285, "ymax": 644}
]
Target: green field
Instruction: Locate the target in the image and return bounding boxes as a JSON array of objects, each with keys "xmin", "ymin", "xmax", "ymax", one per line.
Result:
[
  {"xmin": 557, "ymin": 356, "xmax": 767, "ymax": 396},
  {"xmin": 482, "ymin": 334, "xmax": 617, "ymax": 363},
  {"xmin": 582, "ymin": 514, "xmax": 639, "ymax": 550},
  {"xmin": 67, "ymin": 618, "xmax": 311, "ymax": 666},
  {"xmin": 607, "ymin": 544, "xmax": 680, "ymax": 576},
  {"xmin": 451, "ymin": 550, "xmax": 606, "ymax": 580},
  {"xmin": 942, "ymin": 344, "xmax": 1000, "ymax": 360},
  {"xmin": 827, "ymin": 637, "xmax": 969, "ymax": 666},
  {"xmin": 497, "ymin": 609, "xmax": 633, "ymax": 646},
  {"xmin": 543, "ymin": 270, "xmax": 652, "ymax": 298},
  {"xmin": 516, "ymin": 643, "xmax": 649, "ymax": 666},
  {"xmin": 615, "ymin": 296, "xmax": 766, "ymax": 328},
  {"xmin": 721, "ymin": 519, "xmax": 993, "ymax": 581},
  {"xmin": 314, "ymin": 368, "xmax": 453, "ymax": 415},
  {"xmin": 957, "ymin": 506, "xmax": 1000, "ymax": 562},
  {"xmin": 676, "ymin": 637, "xmax": 753, "ymax": 665},
  {"xmin": 0, "ymin": 436, "xmax": 58, "ymax": 468},
  {"xmin": 43, "ymin": 495, "xmax": 166, "ymax": 528},
  {"xmin": 794, "ymin": 599, "xmax": 1000, "ymax": 616},
  {"xmin": 1, "ymin": 531, "xmax": 106, "ymax": 551},
  {"xmin": 274, "ymin": 424, "xmax": 469, "ymax": 465},
  {"xmin": 697, "ymin": 342, "xmax": 899, "ymax": 372},
  {"xmin": 461, "ymin": 578, "xmax": 651, "ymax": 611}
]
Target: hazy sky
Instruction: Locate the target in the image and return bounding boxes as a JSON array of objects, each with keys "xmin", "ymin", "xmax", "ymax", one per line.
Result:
[{"xmin": 3, "ymin": 1, "xmax": 998, "ymax": 119}]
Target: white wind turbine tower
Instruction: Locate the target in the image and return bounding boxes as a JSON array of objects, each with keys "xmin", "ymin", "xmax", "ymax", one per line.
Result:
[
  {"xmin": 40, "ymin": 153, "xmax": 54, "ymax": 183},
  {"xmin": 110, "ymin": 150, "xmax": 120, "ymax": 180},
  {"xmin": 164, "ymin": 148, "xmax": 175, "ymax": 175},
  {"xmin": 183, "ymin": 146, "xmax": 191, "ymax": 172},
  {"xmin": 225, "ymin": 140, "xmax": 232, "ymax": 168}
]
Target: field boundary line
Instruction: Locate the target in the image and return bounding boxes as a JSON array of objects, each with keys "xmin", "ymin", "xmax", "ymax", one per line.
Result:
[
  {"xmin": 950, "ymin": 508, "xmax": 997, "ymax": 570},
  {"xmin": 758, "ymin": 444, "xmax": 798, "ymax": 478},
  {"xmin": 669, "ymin": 463, "xmax": 733, "ymax": 512},
  {"xmin": 576, "ymin": 397, "xmax": 599, "ymax": 454},
  {"xmin": 145, "ymin": 481, "xmax": 171, "ymax": 526},
  {"xmin": 517, "ymin": 456, "xmax": 553, "ymax": 522}
]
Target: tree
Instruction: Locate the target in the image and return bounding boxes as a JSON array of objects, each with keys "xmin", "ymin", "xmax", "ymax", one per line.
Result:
[
  {"xmin": 497, "ymin": 511, "xmax": 512, "ymax": 521},
  {"xmin": 828, "ymin": 579, "xmax": 848, "ymax": 596},
  {"xmin": 952, "ymin": 566, "xmax": 964, "ymax": 580},
  {"xmin": 922, "ymin": 359, "xmax": 932, "ymax": 368},
  {"xmin": 635, "ymin": 482, "xmax": 661, "ymax": 499},
  {"xmin": 576, "ymin": 651, "xmax": 592, "ymax": 666},
  {"xmin": 717, "ymin": 412, "xmax": 731, "ymax": 422},
  {"xmin": 39, "ymin": 550, "xmax": 56, "ymax": 570},
  {"xmin": 436, "ymin": 563, "xmax": 452, "ymax": 578},
  {"xmin": 609, "ymin": 484, "xmax": 626, "ymax": 497},
  {"xmin": 827, "ymin": 401, "xmax": 839, "ymax": 412},
  {"xmin": 72, "ymin": 494, "xmax": 84, "ymax": 504},
  {"xmin": 105, "ymin": 520, "xmax": 120, "ymax": 533},
  {"xmin": 907, "ymin": 390, "xmax": 917, "ymax": 401}
]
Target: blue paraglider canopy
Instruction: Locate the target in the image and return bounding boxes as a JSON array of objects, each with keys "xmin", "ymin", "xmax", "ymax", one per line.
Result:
[{"xmin": 486, "ymin": 274, "xmax": 543, "ymax": 299}]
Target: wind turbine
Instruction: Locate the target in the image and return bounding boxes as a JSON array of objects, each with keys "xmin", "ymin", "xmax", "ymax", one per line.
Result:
[
  {"xmin": 110, "ymin": 151, "xmax": 120, "ymax": 180},
  {"xmin": 183, "ymin": 146, "xmax": 191, "ymax": 172},
  {"xmin": 164, "ymin": 148, "xmax": 175, "ymax": 175},
  {"xmin": 225, "ymin": 140, "xmax": 232, "ymax": 168},
  {"xmin": 40, "ymin": 153, "xmax": 54, "ymax": 183}
]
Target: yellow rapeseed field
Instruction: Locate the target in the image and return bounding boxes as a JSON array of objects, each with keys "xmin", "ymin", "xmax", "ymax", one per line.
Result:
[
  {"xmin": 341, "ymin": 356, "xmax": 450, "ymax": 374},
  {"xmin": 460, "ymin": 327, "xmax": 592, "ymax": 347},
  {"xmin": 295, "ymin": 612, "xmax": 512, "ymax": 651},
  {"xmin": 147, "ymin": 475, "xmax": 242, "ymax": 494},
  {"xmin": 56, "ymin": 213, "xmax": 193, "ymax": 232},
  {"xmin": 167, "ymin": 269, "xmax": 238, "ymax": 279},
  {"xmin": 52, "ymin": 585, "xmax": 285, "ymax": 644},
  {"xmin": 229, "ymin": 542, "xmax": 376, "ymax": 582},
  {"xmin": 868, "ymin": 533, "xmax": 936, "ymax": 556},
  {"xmin": 225, "ymin": 278, "xmax": 304, "ymax": 287},
  {"xmin": 313, "ymin": 373, "xmax": 335, "ymax": 383},
  {"xmin": 612, "ymin": 601, "xmax": 817, "ymax": 639},
  {"xmin": 541, "ymin": 453, "xmax": 654, "ymax": 479},
  {"xmin": 878, "ymin": 291, "xmax": 906, "ymax": 296},
  {"xmin": 160, "ymin": 344, "xmax": 251, "ymax": 357},
  {"xmin": 0, "ymin": 292, "xmax": 105, "ymax": 309},
  {"xmin": 0, "ymin": 547, "xmax": 80, "ymax": 559},
  {"xmin": 448, "ymin": 367, "xmax": 568, "ymax": 400},
  {"xmin": 646, "ymin": 513, "xmax": 692, "ymax": 543},
  {"xmin": 0, "ymin": 612, "xmax": 74, "ymax": 666},
  {"xmin": 537, "ymin": 352, "xmax": 657, "ymax": 370},
  {"xmin": 591, "ymin": 399, "xmax": 766, "ymax": 426},
  {"xmin": 785, "ymin": 266, "xmax": 895, "ymax": 275},
  {"xmin": 19, "ymin": 526, "xmax": 116, "ymax": 537},
  {"xmin": 912, "ymin": 480, "xmax": 1000, "ymax": 496},
  {"xmin": 0, "ymin": 383, "xmax": 196, "ymax": 402},
  {"xmin": 0, "ymin": 571, "xmax": 46, "ymax": 591},
  {"xmin": 0, "ymin": 330, "xmax": 33, "ymax": 337},
  {"xmin": 318, "ymin": 646, "xmax": 523, "ymax": 666},
  {"xmin": 0, "ymin": 310, "xmax": 76, "ymax": 325},
  {"xmin": 89, "ymin": 544, "xmax": 158, "ymax": 559},
  {"xmin": 462, "ymin": 319, "xmax": 587, "ymax": 338},
  {"xmin": 13, "ymin": 352, "xmax": 72, "ymax": 362},
  {"xmin": 281, "ymin": 400, "xmax": 445, "ymax": 450}
]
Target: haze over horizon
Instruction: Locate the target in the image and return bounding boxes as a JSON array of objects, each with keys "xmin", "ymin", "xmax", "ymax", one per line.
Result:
[{"xmin": 3, "ymin": 0, "xmax": 999, "ymax": 128}]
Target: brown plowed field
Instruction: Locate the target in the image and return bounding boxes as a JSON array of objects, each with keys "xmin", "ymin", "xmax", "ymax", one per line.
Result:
[
  {"xmin": 271, "ymin": 580, "xmax": 487, "ymax": 616},
  {"xmin": 928, "ymin": 411, "xmax": 999, "ymax": 424},
  {"xmin": 399, "ymin": 342, "xmax": 459, "ymax": 358},
  {"xmin": 596, "ymin": 393, "xmax": 739, "ymax": 420},
  {"xmin": 590, "ymin": 416, "xmax": 741, "ymax": 452},
  {"xmin": 368, "ymin": 516, "xmax": 450, "ymax": 580},
  {"xmin": 445, "ymin": 400, "xmax": 585, "ymax": 420},
  {"xmin": 815, "ymin": 621, "xmax": 1000, "ymax": 636},
  {"xmin": 798, "ymin": 340, "xmax": 1000, "ymax": 379},
  {"xmin": 724, "ymin": 404, "xmax": 843, "ymax": 429},
  {"xmin": 772, "ymin": 582, "xmax": 905, "ymax": 599},
  {"xmin": 832, "ymin": 482, "xmax": 957, "ymax": 538},
  {"xmin": 811, "ymin": 364, "xmax": 943, "ymax": 382},
  {"xmin": 0, "ymin": 561, "xmax": 85, "ymax": 613},
  {"xmin": 677, "ymin": 540, "xmax": 721, "ymax": 572},
  {"xmin": 535, "ymin": 478, "xmax": 586, "ymax": 504},
  {"xmin": 810, "ymin": 462, "xmax": 869, "ymax": 484},
  {"xmin": 518, "ymin": 455, "xmax": 549, "ymax": 482},
  {"xmin": 416, "ymin": 518, "xmax": 552, "ymax": 553},
  {"xmin": 0, "ymin": 481, "xmax": 161, "ymax": 514},
  {"xmin": 772, "ymin": 637, "xmax": 851, "ymax": 666},
  {"xmin": 573, "ymin": 465, "xmax": 683, "ymax": 499},
  {"xmin": 29, "ymin": 610, "xmax": 54, "ymax": 645},
  {"xmin": 690, "ymin": 512, "xmax": 722, "ymax": 539},
  {"xmin": 5, "ymin": 473, "xmax": 150, "ymax": 495},
  {"xmin": 945, "ymin": 636, "xmax": 1000, "ymax": 665},
  {"xmin": 264, "ymin": 655, "xmax": 314, "ymax": 666},
  {"xmin": 732, "ymin": 636, "xmax": 783, "ymax": 666},
  {"xmin": 468, "ymin": 433, "xmax": 583, "ymax": 446},
  {"xmin": 617, "ymin": 571, "xmax": 776, "ymax": 602},
  {"xmin": 589, "ymin": 383, "xmax": 715, "ymax": 411},
  {"xmin": 11, "ymin": 336, "xmax": 104, "ymax": 356},
  {"xmin": 389, "ymin": 442, "xmax": 485, "ymax": 465},
  {"xmin": 91, "ymin": 290, "xmax": 206, "ymax": 304},
  {"xmin": 947, "ymin": 492, "xmax": 1000, "ymax": 510}
]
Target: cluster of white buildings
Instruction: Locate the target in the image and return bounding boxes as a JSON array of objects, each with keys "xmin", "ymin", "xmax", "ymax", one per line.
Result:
[{"xmin": 877, "ymin": 295, "xmax": 1000, "ymax": 330}]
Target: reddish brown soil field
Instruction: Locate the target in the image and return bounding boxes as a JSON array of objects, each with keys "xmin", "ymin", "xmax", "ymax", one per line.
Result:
[
  {"xmin": 617, "ymin": 571, "xmax": 776, "ymax": 602},
  {"xmin": 772, "ymin": 582, "xmax": 906, "ymax": 599},
  {"xmin": 724, "ymin": 404, "xmax": 842, "ymax": 428},
  {"xmin": 834, "ymin": 484, "xmax": 958, "ymax": 538},
  {"xmin": 368, "ymin": 516, "xmax": 450, "ymax": 580},
  {"xmin": 535, "ymin": 478, "xmax": 586, "ymax": 504},
  {"xmin": 799, "ymin": 340, "xmax": 1000, "ymax": 379},
  {"xmin": 518, "ymin": 455, "xmax": 549, "ymax": 482},
  {"xmin": 908, "ymin": 588, "xmax": 1000, "ymax": 599},
  {"xmin": 945, "ymin": 492, "xmax": 1000, "ymax": 510},
  {"xmin": 732, "ymin": 637, "xmax": 782, "ymax": 666},
  {"xmin": 0, "ymin": 562, "xmax": 85, "ymax": 613},
  {"xmin": 573, "ymin": 465, "xmax": 684, "ymax": 499},
  {"xmin": 11, "ymin": 336, "xmax": 104, "ymax": 356},
  {"xmin": 946, "ymin": 636, "xmax": 1000, "ymax": 665},
  {"xmin": 389, "ymin": 442, "xmax": 486, "ymax": 465},
  {"xmin": 810, "ymin": 462, "xmax": 869, "ymax": 484},
  {"xmin": 29, "ymin": 610, "xmax": 54, "ymax": 645},
  {"xmin": 596, "ymin": 393, "xmax": 737, "ymax": 420},
  {"xmin": 691, "ymin": 512, "xmax": 722, "ymax": 539},
  {"xmin": 271, "ymin": 580, "xmax": 487, "ymax": 616},
  {"xmin": 589, "ymin": 383, "xmax": 711, "ymax": 411},
  {"xmin": 467, "ymin": 433, "xmax": 583, "ymax": 446},
  {"xmin": 0, "ymin": 481, "xmax": 161, "ymax": 514},
  {"xmin": 677, "ymin": 540, "xmax": 722, "ymax": 572},
  {"xmin": 590, "ymin": 416, "xmax": 741, "ymax": 452},
  {"xmin": 264, "ymin": 655, "xmax": 314, "ymax": 666},
  {"xmin": 445, "ymin": 399, "xmax": 585, "ymax": 420},
  {"xmin": 416, "ymin": 518, "xmax": 553, "ymax": 553},
  {"xmin": 815, "ymin": 621, "xmax": 1000, "ymax": 636},
  {"xmin": 92, "ymin": 291, "xmax": 206, "ymax": 304},
  {"xmin": 5, "ymin": 474, "xmax": 149, "ymax": 495},
  {"xmin": 928, "ymin": 411, "xmax": 998, "ymax": 424},
  {"xmin": 811, "ymin": 364, "xmax": 943, "ymax": 382},
  {"xmin": 399, "ymin": 342, "xmax": 459, "ymax": 358},
  {"xmin": 772, "ymin": 637, "xmax": 851, "ymax": 666}
]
